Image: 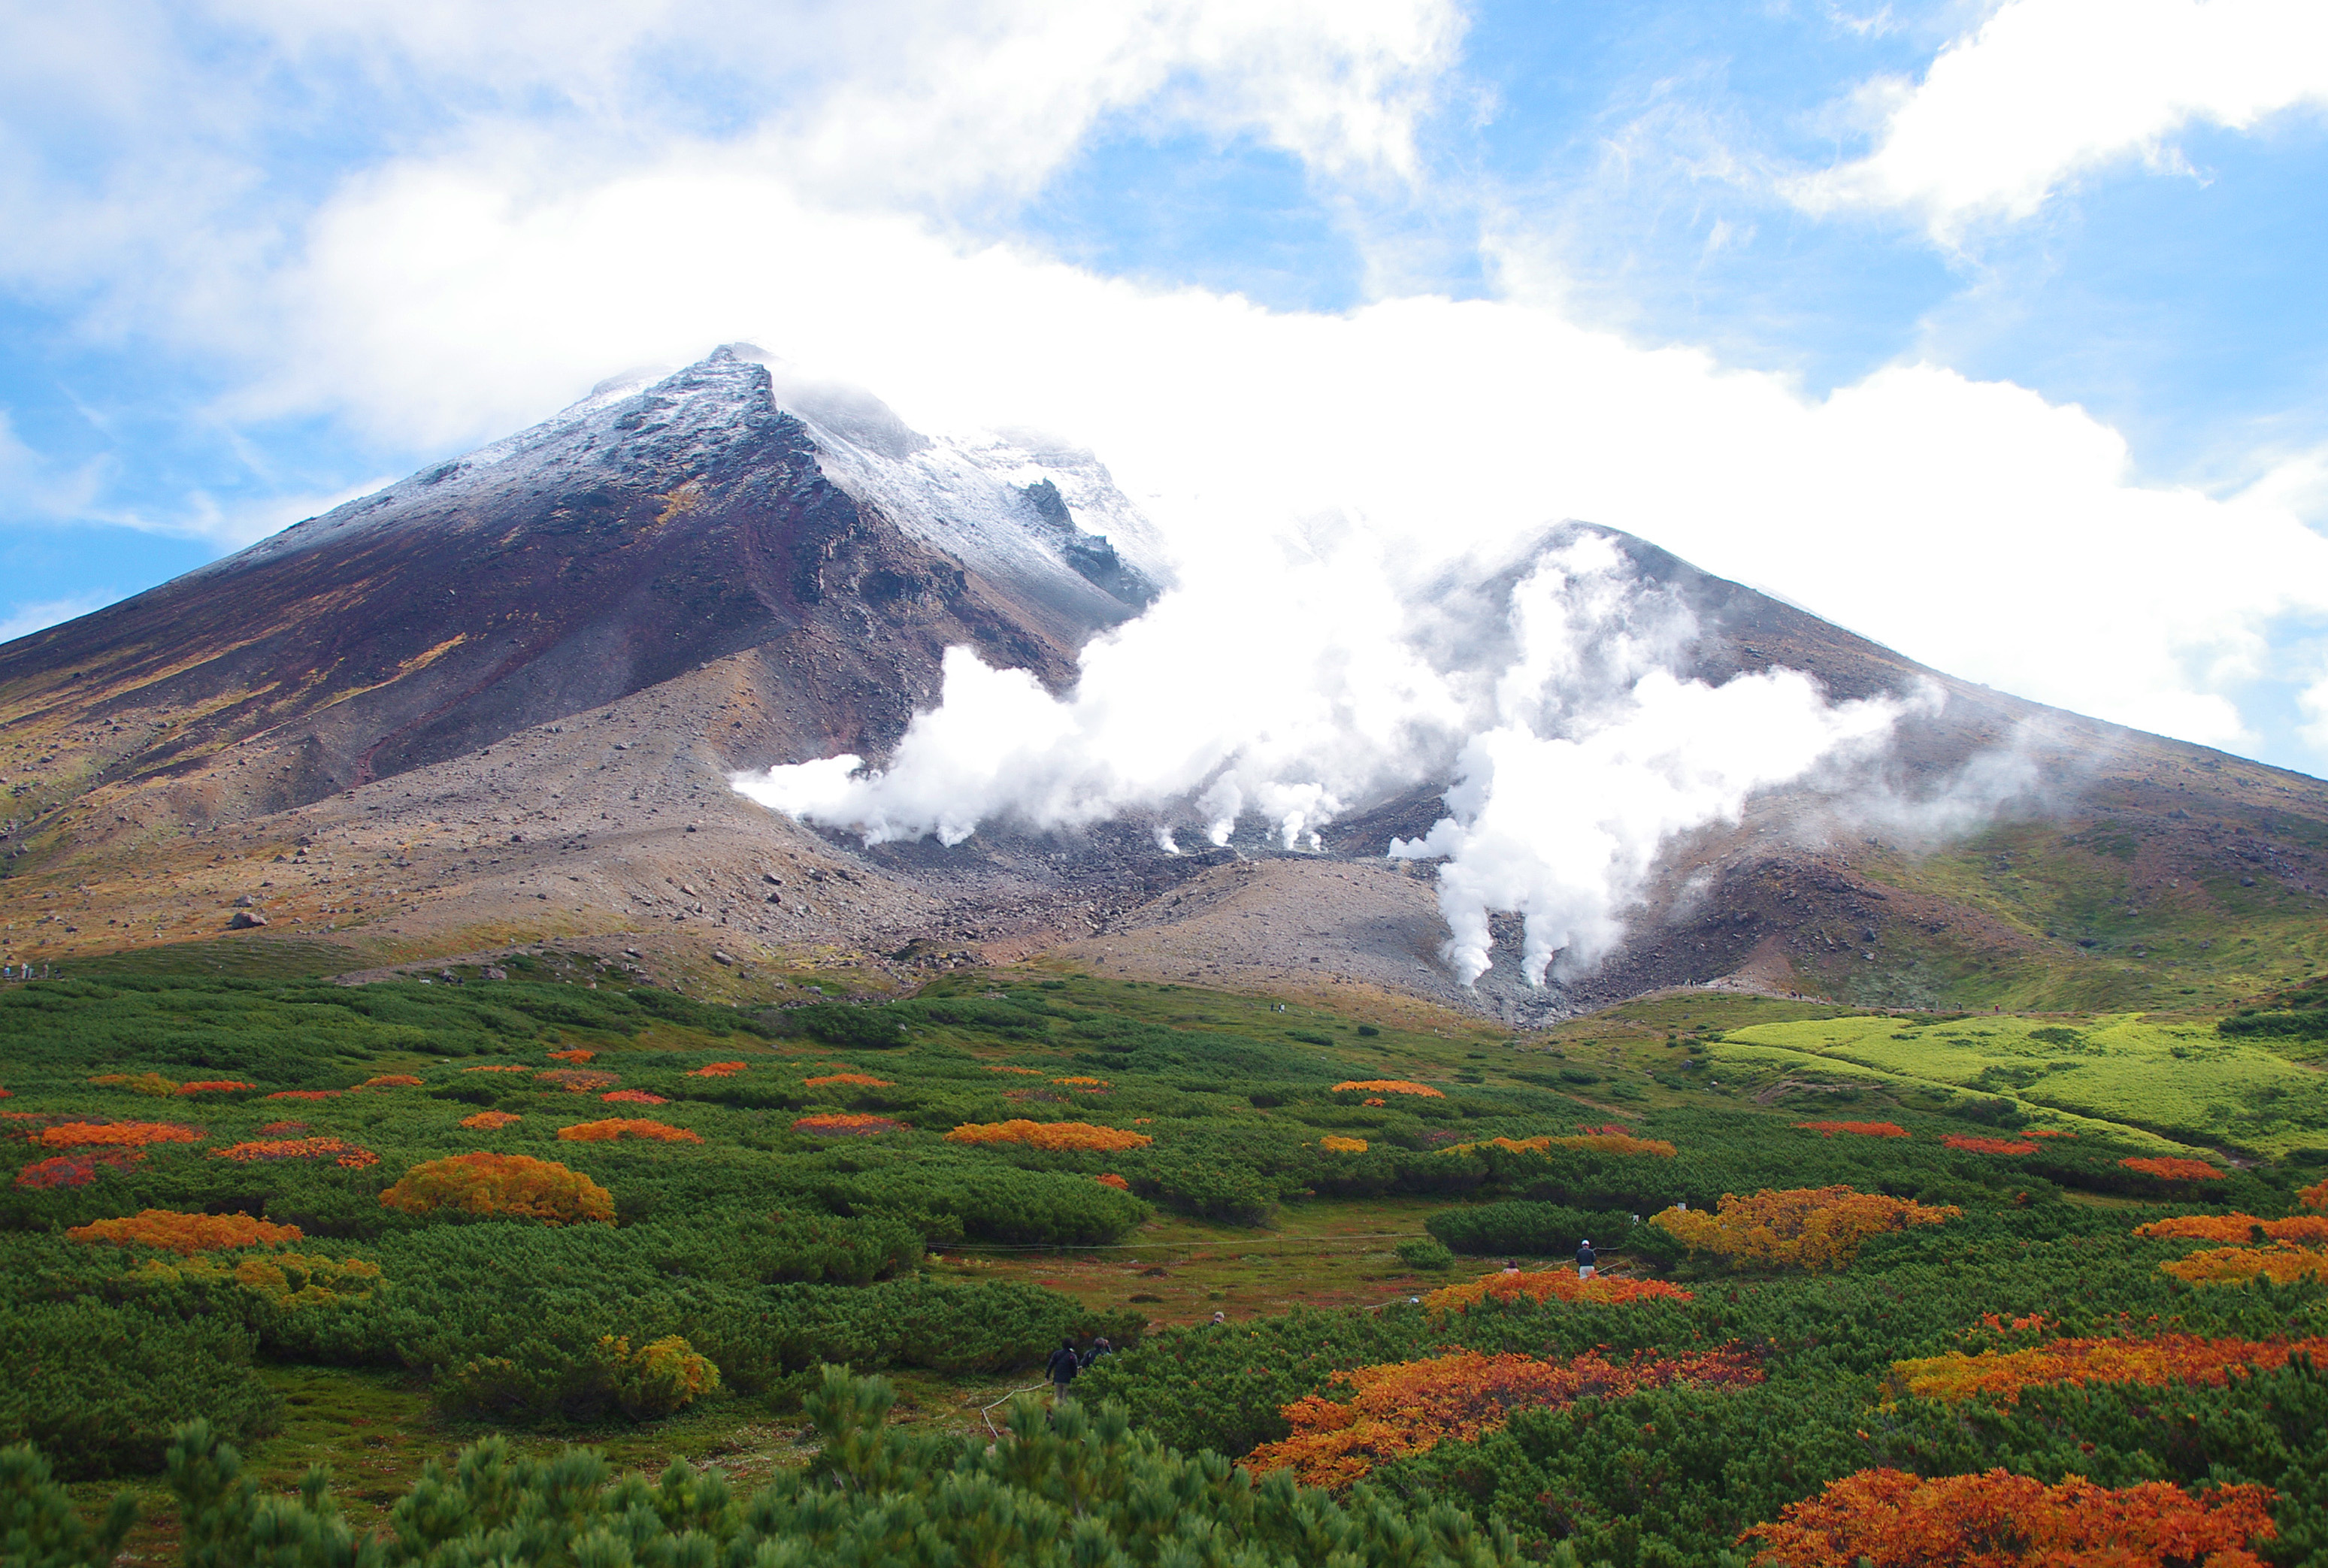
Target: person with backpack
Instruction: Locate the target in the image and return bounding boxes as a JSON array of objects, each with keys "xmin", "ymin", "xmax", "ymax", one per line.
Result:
[
  {"xmin": 1576, "ymin": 1238, "xmax": 1596, "ymax": 1280},
  {"xmin": 1046, "ymin": 1337, "xmax": 1082, "ymax": 1403},
  {"xmin": 1082, "ymin": 1336, "xmax": 1113, "ymax": 1370}
]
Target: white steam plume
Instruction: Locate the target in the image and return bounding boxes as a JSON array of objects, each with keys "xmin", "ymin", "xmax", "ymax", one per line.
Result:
[{"xmin": 731, "ymin": 531, "xmax": 1908, "ymax": 985}]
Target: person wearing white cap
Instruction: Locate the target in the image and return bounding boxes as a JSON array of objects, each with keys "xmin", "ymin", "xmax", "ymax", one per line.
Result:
[{"xmin": 1576, "ymin": 1238, "xmax": 1596, "ymax": 1280}]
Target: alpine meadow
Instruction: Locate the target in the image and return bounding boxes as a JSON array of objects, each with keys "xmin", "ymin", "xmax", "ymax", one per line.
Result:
[{"xmin": 7, "ymin": 3, "xmax": 2328, "ymax": 1566}]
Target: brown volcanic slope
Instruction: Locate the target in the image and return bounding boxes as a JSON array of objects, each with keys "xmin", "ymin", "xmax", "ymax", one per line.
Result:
[{"xmin": 0, "ymin": 353, "xmax": 2323, "ymax": 1021}]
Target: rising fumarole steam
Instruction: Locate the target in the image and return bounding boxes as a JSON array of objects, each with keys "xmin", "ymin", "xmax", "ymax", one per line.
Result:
[{"xmin": 731, "ymin": 531, "xmax": 1909, "ymax": 985}]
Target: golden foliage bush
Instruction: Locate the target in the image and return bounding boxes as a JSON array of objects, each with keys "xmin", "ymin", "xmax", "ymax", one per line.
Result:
[
  {"xmin": 1331, "ymin": 1079, "xmax": 1443, "ymax": 1097},
  {"xmin": 540, "ymin": 1069, "xmax": 621, "ymax": 1094},
  {"xmin": 556, "ymin": 1118, "xmax": 702, "ymax": 1144},
  {"xmin": 175, "ymin": 1080, "xmax": 255, "ymax": 1096},
  {"xmin": 378, "ymin": 1152, "xmax": 614, "ymax": 1224},
  {"xmin": 1742, "ymin": 1467, "xmax": 2276, "ymax": 1567},
  {"xmin": 2300, "ymin": 1177, "xmax": 2327, "ymax": 1211},
  {"xmin": 1421, "ymin": 1270, "xmax": 1694, "ymax": 1315},
  {"xmin": 68, "ymin": 1209, "xmax": 302, "ymax": 1255},
  {"xmin": 1650, "ymin": 1186, "xmax": 1959, "ymax": 1272},
  {"xmin": 2161, "ymin": 1244, "xmax": 2328, "ymax": 1286},
  {"xmin": 359, "ymin": 1074, "xmax": 424, "ymax": 1088},
  {"xmin": 1097, "ymin": 1173, "xmax": 1131, "ymax": 1190},
  {"xmin": 1319, "ymin": 1135, "xmax": 1370, "ymax": 1153},
  {"xmin": 1891, "ymin": 1333, "xmax": 2328, "ymax": 1403},
  {"xmin": 1439, "ymin": 1128, "xmax": 1677, "ymax": 1158},
  {"xmin": 1246, "ymin": 1346, "xmax": 1762, "ymax": 1488},
  {"xmin": 459, "ymin": 1110, "xmax": 522, "ymax": 1131},
  {"xmin": 804, "ymin": 1073, "xmax": 893, "ymax": 1088},
  {"xmin": 131, "ymin": 1252, "xmax": 385, "ymax": 1310},
  {"xmin": 689, "ymin": 1061, "xmax": 748, "ymax": 1078},
  {"xmin": 945, "ymin": 1120, "xmax": 1154, "ymax": 1152}
]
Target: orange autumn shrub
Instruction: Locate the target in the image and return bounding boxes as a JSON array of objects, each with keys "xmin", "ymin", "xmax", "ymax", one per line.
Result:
[
  {"xmin": 946, "ymin": 1120, "xmax": 1154, "ymax": 1152},
  {"xmin": 1247, "ymin": 1346, "xmax": 1761, "ymax": 1488},
  {"xmin": 557, "ymin": 1118, "xmax": 702, "ymax": 1144},
  {"xmin": 1944, "ymin": 1134, "xmax": 2039, "ymax": 1155},
  {"xmin": 1361, "ymin": 1097, "xmax": 1386, "ymax": 1106},
  {"xmin": 69, "ymin": 1209, "xmax": 302, "ymax": 1255},
  {"xmin": 546, "ymin": 1049, "xmax": 597, "ymax": 1064},
  {"xmin": 1795, "ymin": 1120, "xmax": 1909, "ymax": 1139},
  {"xmin": 1054, "ymin": 1076, "xmax": 1110, "ymax": 1090},
  {"xmin": 1422, "ymin": 1270, "xmax": 1694, "ymax": 1315},
  {"xmin": 793, "ymin": 1112, "xmax": 908, "ymax": 1137},
  {"xmin": 2025, "ymin": 1128, "xmax": 2076, "ymax": 1138},
  {"xmin": 2162, "ymin": 1244, "xmax": 2328, "ymax": 1286},
  {"xmin": 459, "ymin": 1110, "xmax": 522, "ymax": 1130},
  {"xmin": 1097, "ymin": 1172, "xmax": 1131, "ymax": 1191},
  {"xmin": 540, "ymin": 1069, "xmax": 621, "ymax": 1094},
  {"xmin": 175, "ymin": 1080, "xmax": 255, "ymax": 1096},
  {"xmin": 379, "ymin": 1152, "xmax": 614, "ymax": 1224},
  {"xmin": 2300, "ymin": 1177, "xmax": 2327, "ymax": 1211},
  {"xmin": 1651, "ymin": 1186, "xmax": 1960, "ymax": 1272},
  {"xmin": 212, "ymin": 1137, "xmax": 380, "ymax": 1170},
  {"xmin": 1332, "ymin": 1079, "xmax": 1443, "ymax": 1097},
  {"xmin": 804, "ymin": 1073, "xmax": 893, "ymax": 1088},
  {"xmin": 265, "ymin": 1090, "xmax": 342, "ymax": 1102},
  {"xmin": 2121, "ymin": 1156, "xmax": 2226, "ymax": 1181},
  {"xmin": 359, "ymin": 1074, "xmax": 423, "ymax": 1088},
  {"xmin": 689, "ymin": 1061, "xmax": 748, "ymax": 1078},
  {"xmin": 601, "ymin": 1089, "xmax": 668, "ymax": 1105},
  {"xmin": 1891, "ymin": 1333, "xmax": 2328, "ymax": 1403},
  {"xmin": 1320, "ymin": 1135, "xmax": 1370, "ymax": 1153},
  {"xmin": 1741, "ymin": 1468, "xmax": 2276, "ymax": 1568},
  {"xmin": 2133, "ymin": 1212, "xmax": 2328, "ymax": 1245},
  {"xmin": 35, "ymin": 1120, "xmax": 201, "ymax": 1150},
  {"xmin": 16, "ymin": 1149, "xmax": 144, "ymax": 1188}
]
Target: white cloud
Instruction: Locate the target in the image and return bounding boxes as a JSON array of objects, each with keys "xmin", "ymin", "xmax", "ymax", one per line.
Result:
[{"xmin": 1789, "ymin": 0, "xmax": 2328, "ymax": 234}]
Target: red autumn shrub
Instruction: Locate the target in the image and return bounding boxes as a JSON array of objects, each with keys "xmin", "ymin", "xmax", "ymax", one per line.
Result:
[
  {"xmin": 174, "ymin": 1081, "xmax": 256, "ymax": 1096},
  {"xmin": 69, "ymin": 1209, "xmax": 303, "ymax": 1255},
  {"xmin": 264, "ymin": 1090, "xmax": 342, "ymax": 1102},
  {"xmin": 540, "ymin": 1069, "xmax": 621, "ymax": 1094},
  {"xmin": 212, "ymin": 1137, "xmax": 380, "ymax": 1170},
  {"xmin": 601, "ymin": 1089, "xmax": 668, "ymax": 1104},
  {"xmin": 1741, "ymin": 1467, "xmax": 2275, "ymax": 1567},
  {"xmin": 1247, "ymin": 1346, "xmax": 1762, "ymax": 1488},
  {"xmin": 1943, "ymin": 1134, "xmax": 2039, "ymax": 1155},
  {"xmin": 16, "ymin": 1149, "xmax": 145, "ymax": 1188},
  {"xmin": 546, "ymin": 1049, "xmax": 597, "ymax": 1064},
  {"xmin": 379, "ymin": 1152, "xmax": 613, "ymax": 1224}
]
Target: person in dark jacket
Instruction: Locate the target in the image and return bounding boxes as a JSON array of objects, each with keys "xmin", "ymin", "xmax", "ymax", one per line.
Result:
[
  {"xmin": 1576, "ymin": 1239, "xmax": 1597, "ymax": 1280},
  {"xmin": 1046, "ymin": 1338, "xmax": 1082, "ymax": 1403},
  {"xmin": 1081, "ymin": 1336, "xmax": 1113, "ymax": 1369}
]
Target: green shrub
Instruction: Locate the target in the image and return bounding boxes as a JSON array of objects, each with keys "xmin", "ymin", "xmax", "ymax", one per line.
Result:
[
  {"xmin": 1427, "ymin": 1201, "xmax": 1636, "ymax": 1258},
  {"xmin": 1395, "ymin": 1237, "xmax": 1455, "ymax": 1271},
  {"xmin": 788, "ymin": 1003, "xmax": 910, "ymax": 1049},
  {"xmin": 0, "ymin": 1303, "xmax": 280, "ymax": 1479}
]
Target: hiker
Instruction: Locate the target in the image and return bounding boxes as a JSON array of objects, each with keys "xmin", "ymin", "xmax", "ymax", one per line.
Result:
[
  {"xmin": 1082, "ymin": 1336, "xmax": 1113, "ymax": 1370},
  {"xmin": 1501, "ymin": 1259, "xmax": 1521, "ymax": 1275},
  {"xmin": 1046, "ymin": 1337, "xmax": 1082, "ymax": 1403},
  {"xmin": 1576, "ymin": 1238, "xmax": 1597, "ymax": 1280},
  {"xmin": 1209, "ymin": 1310, "xmax": 1226, "ymax": 1326}
]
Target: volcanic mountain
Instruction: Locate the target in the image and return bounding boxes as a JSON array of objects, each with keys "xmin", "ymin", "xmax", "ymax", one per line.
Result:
[{"xmin": 1, "ymin": 348, "xmax": 2322, "ymax": 1022}]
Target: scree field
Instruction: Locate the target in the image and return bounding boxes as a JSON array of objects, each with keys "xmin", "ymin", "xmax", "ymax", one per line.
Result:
[{"xmin": 4, "ymin": 953, "xmax": 2326, "ymax": 1568}]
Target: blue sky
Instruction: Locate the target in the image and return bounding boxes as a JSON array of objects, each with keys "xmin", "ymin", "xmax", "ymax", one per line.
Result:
[{"xmin": 2, "ymin": 0, "xmax": 2326, "ymax": 774}]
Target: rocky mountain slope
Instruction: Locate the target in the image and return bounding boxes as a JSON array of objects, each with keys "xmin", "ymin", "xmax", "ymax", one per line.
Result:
[{"xmin": 1, "ymin": 350, "xmax": 2321, "ymax": 1022}]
